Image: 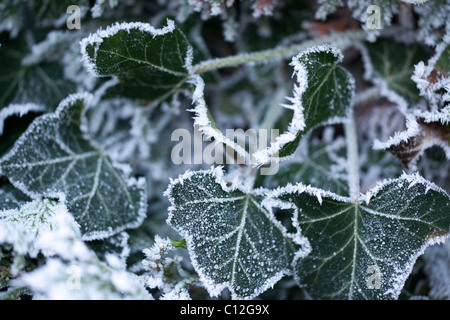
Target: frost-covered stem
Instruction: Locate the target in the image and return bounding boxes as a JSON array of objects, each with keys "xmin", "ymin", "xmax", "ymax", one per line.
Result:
[
  {"xmin": 344, "ymin": 115, "xmax": 360, "ymax": 202},
  {"xmin": 354, "ymin": 87, "xmax": 380, "ymax": 106},
  {"xmin": 192, "ymin": 30, "xmax": 367, "ymax": 74}
]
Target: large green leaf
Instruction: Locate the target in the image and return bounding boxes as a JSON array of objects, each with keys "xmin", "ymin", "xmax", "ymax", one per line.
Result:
[
  {"xmin": 0, "ymin": 93, "xmax": 147, "ymax": 240},
  {"xmin": 165, "ymin": 168, "xmax": 306, "ymax": 299},
  {"xmin": 363, "ymin": 39, "xmax": 429, "ymax": 107},
  {"xmin": 80, "ymin": 20, "xmax": 193, "ymax": 103},
  {"xmin": 254, "ymin": 45, "xmax": 354, "ymax": 164},
  {"xmin": 270, "ymin": 173, "xmax": 450, "ymax": 299}
]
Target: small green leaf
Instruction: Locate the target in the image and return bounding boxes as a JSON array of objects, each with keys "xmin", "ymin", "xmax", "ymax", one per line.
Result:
[
  {"xmin": 255, "ymin": 45, "xmax": 354, "ymax": 164},
  {"xmin": 363, "ymin": 39, "xmax": 429, "ymax": 106},
  {"xmin": 165, "ymin": 168, "xmax": 305, "ymax": 299},
  {"xmin": 80, "ymin": 20, "xmax": 193, "ymax": 103},
  {"xmin": 0, "ymin": 93, "xmax": 147, "ymax": 240},
  {"xmin": 270, "ymin": 173, "xmax": 450, "ymax": 300}
]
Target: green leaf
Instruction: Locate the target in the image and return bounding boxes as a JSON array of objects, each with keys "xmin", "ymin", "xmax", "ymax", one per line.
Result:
[
  {"xmin": 0, "ymin": 93, "xmax": 147, "ymax": 240},
  {"xmin": 254, "ymin": 45, "xmax": 354, "ymax": 164},
  {"xmin": 165, "ymin": 168, "xmax": 306, "ymax": 299},
  {"xmin": 80, "ymin": 20, "xmax": 193, "ymax": 103},
  {"xmin": 270, "ymin": 173, "xmax": 450, "ymax": 300},
  {"xmin": 363, "ymin": 39, "xmax": 429, "ymax": 106}
]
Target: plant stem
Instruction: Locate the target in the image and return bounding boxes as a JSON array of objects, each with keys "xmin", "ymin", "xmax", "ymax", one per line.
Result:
[
  {"xmin": 344, "ymin": 115, "xmax": 360, "ymax": 202},
  {"xmin": 192, "ymin": 29, "xmax": 367, "ymax": 74},
  {"xmin": 354, "ymin": 87, "xmax": 380, "ymax": 105}
]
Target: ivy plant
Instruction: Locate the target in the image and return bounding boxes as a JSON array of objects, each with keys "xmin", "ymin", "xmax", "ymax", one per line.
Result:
[{"xmin": 0, "ymin": 0, "xmax": 449, "ymax": 300}]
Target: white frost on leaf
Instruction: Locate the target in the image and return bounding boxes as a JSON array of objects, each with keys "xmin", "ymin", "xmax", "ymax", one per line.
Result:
[
  {"xmin": 253, "ymin": 44, "xmax": 352, "ymax": 166},
  {"xmin": 0, "ymin": 103, "xmax": 44, "ymax": 136},
  {"xmin": 165, "ymin": 167, "xmax": 307, "ymax": 299},
  {"xmin": 266, "ymin": 172, "xmax": 450, "ymax": 299},
  {"xmin": 0, "ymin": 93, "xmax": 148, "ymax": 240},
  {"xmin": 0, "ymin": 197, "xmax": 74, "ymax": 272},
  {"xmin": 0, "ymin": 197, "xmax": 151, "ymax": 300},
  {"xmin": 80, "ymin": 19, "xmax": 179, "ymax": 76},
  {"xmin": 423, "ymin": 238, "xmax": 450, "ymax": 299},
  {"xmin": 401, "ymin": 0, "xmax": 430, "ymax": 3}
]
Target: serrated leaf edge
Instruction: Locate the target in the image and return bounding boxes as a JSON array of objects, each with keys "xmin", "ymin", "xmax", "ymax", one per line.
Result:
[
  {"xmin": 164, "ymin": 166, "xmax": 309, "ymax": 299},
  {"xmin": 266, "ymin": 172, "xmax": 450, "ymax": 299},
  {"xmin": 0, "ymin": 93, "xmax": 148, "ymax": 240},
  {"xmin": 80, "ymin": 19, "xmax": 194, "ymax": 76}
]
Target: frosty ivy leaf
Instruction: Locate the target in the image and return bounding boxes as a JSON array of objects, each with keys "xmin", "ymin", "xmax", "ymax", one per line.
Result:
[
  {"xmin": 80, "ymin": 20, "xmax": 193, "ymax": 103},
  {"xmin": 362, "ymin": 39, "xmax": 429, "ymax": 108},
  {"xmin": 255, "ymin": 45, "xmax": 354, "ymax": 164},
  {"xmin": 269, "ymin": 173, "xmax": 450, "ymax": 300},
  {"xmin": 165, "ymin": 168, "xmax": 305, "ymax": 299},
  {"xmin": 0, "ymin": 93, "xmax": 147, "ymax": 240}
]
